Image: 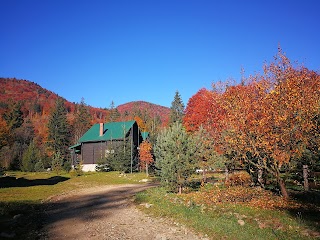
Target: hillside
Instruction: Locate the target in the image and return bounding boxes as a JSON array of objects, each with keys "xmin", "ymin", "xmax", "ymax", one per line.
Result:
[
  {"xmin": 0, "ymin": 78, "xmax": 110, "ymax": 118},
  {"xmin": 117, "ymin": 101, "xmax": 170, "ymax": 125},
  {"xmin": 0, "ymin": 78, "xmax": 170, "ymax": 128}
]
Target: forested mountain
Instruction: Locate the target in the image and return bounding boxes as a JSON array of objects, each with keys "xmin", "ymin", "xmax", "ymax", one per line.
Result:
[
  {"xmin": 0, "ymin": 78, "xmax": 170, "ymax": 170},
  {"xmin": 117, "ymin": 101, "xmax": 170, "ymax": 126},
  {"xmin": 0, "ymin": 78, "xmax": 109, "ymax": 119},
  {"xmin": 0, "ymin": 78, "xmax": 170, "ymax": 128}
]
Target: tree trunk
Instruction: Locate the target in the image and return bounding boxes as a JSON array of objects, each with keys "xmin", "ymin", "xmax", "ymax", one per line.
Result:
[
  {"xmin": 178, "ymin": 185, "xmax": 182, "ymax": 194},
  {"xmin": 257, "ymin": 168, "xmax": 265, "ymax": 188},
  {"xmin": 146, "ymin": 162, "xmax": 149, "ymax": 177},
  {"xmin": 303, "ymin": 165, "xmax": 309, "ymax": 191},
  {"xmin": 225, "ymin": 167, "xmax": 229, "ymax": 182},
  {"xmin": 202, "ymin": 169, "xmax": 207, "ymax": 183},
  {"xmin": 278, "ymin": 178, "xmax": 289, "ymax": 199}
]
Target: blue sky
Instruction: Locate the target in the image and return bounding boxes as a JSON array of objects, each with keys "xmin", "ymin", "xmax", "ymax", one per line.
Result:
[{"xmin": 1, "ymin": 0, "xmax": 319, "ymax": 108}]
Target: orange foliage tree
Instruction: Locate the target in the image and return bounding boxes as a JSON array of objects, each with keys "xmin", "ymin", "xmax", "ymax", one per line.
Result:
[
  {"xmin": 138, "ymin": 140, "xmax": 153, "ymax": 176},
  {"xmin": 134, "ymin": 116, "xmax": 148, "ymax": 132},
  {"xmin": 220, "ymin": 51, "xmax": 320, "ymax": 198},
  {"xmin": 183, "ymin": 49, "xmax": 320, "ymax": 198},
  {"xmin": 0, "ymin": 117, "xmax": 10, "ymax": 149}
]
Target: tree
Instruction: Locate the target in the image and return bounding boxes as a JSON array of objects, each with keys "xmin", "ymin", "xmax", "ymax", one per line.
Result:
[
  {"xmin": 3, "ymin": 102, "xmax": 24, "ymax": 130},
  {"xmin": 219, "ymin": 49, "xmax": 320, "ymax": 198},
  {"xmin": 47, "ymin": 98, "xmax": 71, "ymax": 167},
  {"xmin": 103, "ymin": 140, "xmax": 135, "ymax": 172},
  {"xmin": 108, "ymin": 100, "xmax": 120, "ymax": 122},
  {"xmin": 256, "ymin": 50, "xmax": 320, "ymax": 197},
  {"xmin": 154, "ymin": 122, "xmax": 197, "ymax": 193},
  {"xmin": 139, "ymin": 140, "xmax": 154, "ymax": 176},
  {"xmin": 194, "ymin": 126, "xmax": 226, "ymax": 183},
  {"xmin": 72, "ymin": 98, "xmax": 92, "ymax": 143},
  {"xmin": 169, "ymin": 91, "xmax": 185, "ymax": 125},
  {"xmin": 14, "ymin": 118, "xmax": 35, "ymax": 146},
  {"xmin": 51, "ymin": 150, "xmax": 63, "ymax": 174},
  {"xmin": 0, "ymin": 117, "xmax": 10, "ymax": 149},
  {"xmin": 21, "ymin": 141, "xmax": 41, "ymax": 172}
]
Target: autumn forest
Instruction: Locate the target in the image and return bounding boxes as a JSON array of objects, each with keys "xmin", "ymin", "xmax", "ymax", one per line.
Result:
[{"xmin": 1, "ymin": 49, "xmax": 320, "ymax": 201}]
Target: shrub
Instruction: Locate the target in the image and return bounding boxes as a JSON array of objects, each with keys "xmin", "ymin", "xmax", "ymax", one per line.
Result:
[{"xmin": 227, "ymin": 171, "xmax": 252, "ymax": 187}]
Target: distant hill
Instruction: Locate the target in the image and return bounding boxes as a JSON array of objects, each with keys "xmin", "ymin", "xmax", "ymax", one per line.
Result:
[
  {"xmin": 0, "ymin": 78, "xmax": 170, "ymax": 129},
  {"xmin": 117, "ymin": 101, "xmax": 170, "ymax": 125},
  {"xmin": 0, "ymin": 78, "xmax": 108, "ymax": 119}
]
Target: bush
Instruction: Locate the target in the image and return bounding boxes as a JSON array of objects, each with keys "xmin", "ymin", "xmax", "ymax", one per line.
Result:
[
  {"xmin": 34, "ymin": 160, "xmax": 44, "ymax": 172},
  {"xmin": 227, "ymin": 171, "xmax": 252, "ymax": 187}
]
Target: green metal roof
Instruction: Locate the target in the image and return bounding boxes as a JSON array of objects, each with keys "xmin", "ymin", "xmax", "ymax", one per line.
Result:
[
  {"xmin": 141, "ymin": 132, "xmax": 149, "ymax": 140},
  {"xmin": 78, "ymin": 120, "xmax": 136, "ymax": 143},
  {"xmin": 69, "ymin": 143, "xmax": 81, "ymax": 149}
]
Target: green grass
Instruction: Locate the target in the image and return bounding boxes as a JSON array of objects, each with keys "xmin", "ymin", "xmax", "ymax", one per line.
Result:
[
  {"xmin": 0, "ymin": 171, "xmax": 148, "ymax": 203},
  {"xmin": 135, "ymin": 187, "xmax": 319, "ymax": 240},
  {"xmin": 0, "ymin": 171, "xmax": 150, "ymax": 239}
]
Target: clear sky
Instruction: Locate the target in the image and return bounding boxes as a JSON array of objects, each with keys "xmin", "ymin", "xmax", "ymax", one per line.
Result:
[{"xmin": 1, "ymin": 0, "xmax": 319, "ymax": 108}]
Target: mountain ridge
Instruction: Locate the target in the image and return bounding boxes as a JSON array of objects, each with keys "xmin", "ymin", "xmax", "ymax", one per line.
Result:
[{"xmin": 0, "ymin": 78, "xmax": 170, "ymax": 125}]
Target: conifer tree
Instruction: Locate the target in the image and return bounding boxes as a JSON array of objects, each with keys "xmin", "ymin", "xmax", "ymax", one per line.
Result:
[
  {"xmin": 154, "ymin": 122, "xmax": 197, "ymax": 193},
  {"xmin": 21, "ymin": 140, "xmax": 41, "ymax": 172},
  {"xmin": 169, "ymin": 91, "xmax": 185, "ymax": 125},
  {"xmin": 73, "ymin": 98, "xmax": 92, "ymax": 143},
  {"xmin": 47, "ymin": 98, "xmax": 71, "ymax": 164},
  {"xmin": 3, "ymin": 102, "xmax": 24, "ymax": 130},
  {"xmin": 108, "ymin": 100, "xmax": 120, "ymax": 122}
]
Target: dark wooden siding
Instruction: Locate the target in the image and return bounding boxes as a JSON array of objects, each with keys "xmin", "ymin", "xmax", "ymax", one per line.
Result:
[{"xmin": 81, "ymin": 141, "xmax": 108, "ymax": 164}]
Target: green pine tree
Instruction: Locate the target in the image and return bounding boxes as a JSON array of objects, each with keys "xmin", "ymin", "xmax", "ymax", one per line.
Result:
[
  {"xmin": 21, "ymin": 141, "xmax": 40, "ymax": 172},
  {"xmin": 51, "ymin": 150, "xmax": 63, "ymax": 174},
  {"xmin": 108, "ymin": 100, "xmax": 121, "ymax": 122},
  {"xmin": 154, "ymin": 122, "xmax": 197, "ymax": 193},
  {"xmin": 169, "ymin": 91, "xmax": 185, "ymax": 125},
  {"xmin": 47, "ymin": 98, "xmax": 71, "ymax": 167},
  {"xmin": 73, "ymin": 98, "xmax": 92, "ymax": 143},
  {"xmin": 3, "ymin": 102, "xmax": 24, "ymax": 130},
  {"xmin": 101, "ymin": 140, "xmax": 135, "ymax": 173}
]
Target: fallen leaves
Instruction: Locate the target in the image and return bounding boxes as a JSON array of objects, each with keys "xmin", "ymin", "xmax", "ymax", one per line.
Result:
[{"xmin": 179, "ymin": 185, "xmax": 303, "ymax": 210}]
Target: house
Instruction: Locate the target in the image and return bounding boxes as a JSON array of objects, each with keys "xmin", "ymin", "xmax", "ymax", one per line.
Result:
[{"xmin": 70, "ymin": 120, "xmax": 144, "ymax": 172}]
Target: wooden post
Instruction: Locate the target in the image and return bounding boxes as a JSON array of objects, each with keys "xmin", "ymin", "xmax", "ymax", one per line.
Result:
[
  {"xmin": 225, "ymin": 167, "xmax": 229, "ymax": 182},
  {"xmin": 303, "ymin": 165, "xmax": 309, "ymax": 191}
]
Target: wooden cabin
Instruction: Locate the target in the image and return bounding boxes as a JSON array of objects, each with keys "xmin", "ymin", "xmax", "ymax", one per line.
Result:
[{"xmin": 70, "ymin": 120, "xmax": 145, "ymax": 171}]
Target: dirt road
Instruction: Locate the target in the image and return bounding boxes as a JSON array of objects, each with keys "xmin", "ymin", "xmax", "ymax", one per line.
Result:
[{"xmin": 41, "ymin": 184, "xmax": 206, "ymax": 240}]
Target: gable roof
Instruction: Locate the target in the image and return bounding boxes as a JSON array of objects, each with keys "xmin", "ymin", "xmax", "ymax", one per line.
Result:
[{"xmin": 79, "ymin": 120, "xmax": 136, "ymax": 143}]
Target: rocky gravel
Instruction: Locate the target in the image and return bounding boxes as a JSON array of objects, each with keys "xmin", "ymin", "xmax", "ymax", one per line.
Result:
[{"xmin": 41, "ymin": 184, "xmax": 206, "ymax": 240}]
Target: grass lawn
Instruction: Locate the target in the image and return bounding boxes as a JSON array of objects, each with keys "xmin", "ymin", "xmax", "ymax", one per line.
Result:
[
  {"xmin": 135, "ymin": 186, "xmax": 320, "ymax": 240},
  {"xmin": 0, "ymin": 171, "xmax": 150, "ymax": 239}
]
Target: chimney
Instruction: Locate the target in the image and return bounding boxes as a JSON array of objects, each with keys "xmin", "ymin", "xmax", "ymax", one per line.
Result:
[{"xmin": 99, "ymin": 123, "xmax": 104, "ymax": 136}]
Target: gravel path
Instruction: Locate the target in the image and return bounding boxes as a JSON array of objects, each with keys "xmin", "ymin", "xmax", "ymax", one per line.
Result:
[{"xmin": 41, "ymin": 184, "xmax": 206, "ymax": 240}]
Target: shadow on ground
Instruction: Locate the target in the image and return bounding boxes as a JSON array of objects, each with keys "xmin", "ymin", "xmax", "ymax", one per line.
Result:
[
  {"xmin": 0, "ymin": 176, "xmax": 70, "ymax": 188},
  {"xmin": 286, "ymin": 190, "xmax": 320, "ymax": 232},
  {"xmin": 0, "ymin": 183, "xmax": 157, "ymax": 239}
]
